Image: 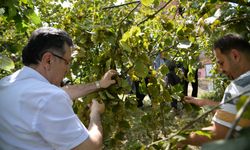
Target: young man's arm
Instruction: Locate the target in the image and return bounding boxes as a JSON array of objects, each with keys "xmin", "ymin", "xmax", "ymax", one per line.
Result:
[
  {"xmin": 62, "ymin": 70, "xmax": 117, "ymax": 100},
  {"xmin": 184, "ymin": 96, "xmax": 220, "ymax": 107},
  {"xmin": 182, "ymin": 122, "xmax": 229, "ymax": 146},
  {"xmin": 179, "ymin": 97, "xmax": 226, "ymax": 147}
]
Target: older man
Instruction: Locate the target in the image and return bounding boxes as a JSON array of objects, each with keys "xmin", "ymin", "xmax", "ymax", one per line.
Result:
[{"xmin": 0, "ymin": 27, "xmax": 117, "ymax": 150}]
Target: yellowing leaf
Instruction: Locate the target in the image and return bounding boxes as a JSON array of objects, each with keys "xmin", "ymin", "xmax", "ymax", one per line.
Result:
[
  {"xmin": 20, "ymin": 0, "xmax": 28, "ymax": 4},
  {"xmin": 141, "ymin": 0, "xmax": 154, "ymax": 7},
  {"xmin": 237, "ymin": 95, "xmax": 250, "ymax": 119},
  {"xmin": 0, "ymin": 55, "xmax": 15, "ymax": 71},
  {"xmin": 194, "ymin": 130, "xmax": 212, "ymax": 138},
  {"xmin": 26, "ymin": 9, "xmax": 41, "ymax": 25},
  {"xmin": 121, "ymin": 26, "xmax": 141, "ymax": 42}
]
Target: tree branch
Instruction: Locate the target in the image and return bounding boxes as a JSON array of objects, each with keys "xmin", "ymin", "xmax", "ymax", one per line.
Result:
[
  {"xmin": 137, "ymin": 0, "xmax": 173, "ymax": 26},
  {"xmin": 102, "ymin": 1, "xmax": 140, "ymax": 10},
  {"xmin": 117, "ymin": 2, "xmax": 141, "ymax": 26},
  {"xmin": 221, "ymin": 15, "xmax": 250, "ymax": 25},
  {"xmin": 221, "ymin": 0, "xmax": 250, "ymax": 7},
  {"xmin": 146, "ymin": 90, "xmax": 250, "ymax": 147},
  {"xmin": 225, "ymin": 96, "xmax": 250, "ymax": 139}
]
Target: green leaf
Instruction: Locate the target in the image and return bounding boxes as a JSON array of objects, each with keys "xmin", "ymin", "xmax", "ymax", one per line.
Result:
[
  {"xmin": 121, "ymin": 26, "xmax": 141, "ymax": 42},
  {"xmin": 114, "ymin": 131, "xmax": 125, "ymax": 140},
  {"xmin": 159, "ymin": 64, "xmax": 169, "ymax": 75},
  {"xmin": 183, "ymin": 103, "xmax": 193, "ymax": 112},
  {"xmin": 162, "ymin": 20, "xmax": 174, "ymax": 31},
  {"xmin": 162, "ymin": 90, "xmax": 171, "ymax": 101},
  {"xmin": 148, "ymin": 83, "xmax": 160, "ymax": 99},
  {"xmin": 171, "ymin": 93, "xmax": 180, "ymax": 101},
  {"xmin": 141, "ymin": 0, "xmax": 154, "ymax": 7},
  {"xmin": 120, "ymin": 78, "xmax": 130, "ymax": 88},
  {"xmin": 236, "ymin": 95, "xmax": 250, "ymax": 119},
  {"xmin": 194, "ymin": 130, "xmax": 212, "ymax": 139},
  {"xmin": 134, "ymin": 60, "xmax": 148, "ymax": 78},
  {"xmin": 172, "ymin": 135, "xmax": 186, "ymax": 142},
  {"xmin": 119, "ymin": 41, "xmax": 132, "ymax": 52},
  {"xmin": 140, "ymin": 53, "xmax": 150, "ymax": 64},
  {"xmin": 176, "ymin": 25, "xmax": 184, "ymax": 36},
  {"xmin": 141, "ymin": 114, "xmax": 151, "ymax": 123},
  {"xmin": 20, "ymin": 0, "xmax": 28, "ymax": 4},
  {"xmin": 8, "ymin": 5, "xmax": 17, "ymax": 18},
  {"xmin": 25, "ymin": 9, "xmax": 41, "ymax": 25},
  {"xmin": 0, "ymin": 55, "xmax": 15, "ymax": 71},
  {"xmin": 98, "ymin": 91, "xmax": 107, "ymax": 100},
  {"xmin": 208, "ymin": 0, "xmax": 217, "ymax": 3},
  {"xmin": 105, "ymin": 90, "xmax": 116, "ymax": 99},
  {"xmin": 124, "ymin": 97, "xmax": 137, "ymax": 109},
  {"xmin": 118, "ymin": 120, "xmax": 131, "ymax": 130},
  {"xmin": 189, "ymin": 36, "xmax": 196, "ymax": 43}
]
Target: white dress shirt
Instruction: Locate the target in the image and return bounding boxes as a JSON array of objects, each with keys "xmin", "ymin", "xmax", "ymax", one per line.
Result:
[{"xmin": 0, "ymin": 66, "xmax": 89, "ymax": 150}]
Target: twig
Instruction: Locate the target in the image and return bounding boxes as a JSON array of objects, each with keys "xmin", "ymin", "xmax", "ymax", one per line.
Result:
[
  {"xmin": 225, "ymin": 96, "xmax": 250, "ymax": 139},
  {"xmin": 102, "ymin": 1, "xmax": 140, "ymax": 10},
  {"xmin": 221, "ymin": 15, "xmax": 250, "ymax": 25},
  {"xmin": 146, "ymin": 90, "xmax": 250, "ymax": 147},
  {"xmin": 147, "ymin": 102, "xmax": 221, "ymax": 147},
  {"xmin": 118, "ymin": 2, "xmax": 141, "ymax": 26},
  {"xmin": 222, "ymin": 0, "xmax": 250, "ymax": 7},
  {"xmin": 137, "ymin": 0, "xmax": 173, "ymax": 26}
]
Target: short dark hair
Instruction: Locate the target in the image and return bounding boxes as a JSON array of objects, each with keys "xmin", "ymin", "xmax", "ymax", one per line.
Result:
[
  {"xmin": 22, "ymin": 27, "xmax": 73, "ymax": 66},
  {"xmin": 213, "ymin": 33, "xmax": 250, "ymax": 55}
]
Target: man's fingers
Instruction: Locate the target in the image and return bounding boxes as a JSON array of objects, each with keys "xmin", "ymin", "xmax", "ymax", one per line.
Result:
[
  {"xmin": 111, "ymin": 80, "xmax": 116, "ymax": 84},
  {"xmin": 103, "ymin": 70, "xmax": 118, "ymax": 79},
  {"xmin": 108, "ymin": 70, "xmax": 118, "ymax": 76}
]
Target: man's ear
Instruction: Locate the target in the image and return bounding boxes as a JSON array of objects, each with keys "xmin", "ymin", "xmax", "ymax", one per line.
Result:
[
  {"xmin": 231, "ymin": 49, "xmax": 241, "ymax": 62},
  {"xmin": 41, "ymin": 52, "xmax": 53, "ymax": 70}
]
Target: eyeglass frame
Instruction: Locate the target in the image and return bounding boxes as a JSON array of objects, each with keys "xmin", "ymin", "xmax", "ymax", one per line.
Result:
[{"xmin": 50, "ymin": 52, "xmax": 70, "ymax": 66}]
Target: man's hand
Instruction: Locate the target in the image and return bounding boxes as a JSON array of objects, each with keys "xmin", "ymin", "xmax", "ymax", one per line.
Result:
[
  {"xmin": 184, "ymin": 96, "xmax": 219, "ymax": 107},
  {"xmin": 63, "ymin": 69, "xmax": 118, "ymax": 100},
  {"xmin": 90, "ymin": 99, "xmax": 105, "ymax": 114},
  {"xmin": 99, "ymin": 69, "xmax": 118, "ymax": 88},
  {"xmin": 73, "ymin": 99, "xmax": 105, "ymax": 150},
  {"xmin": 184, "ymin": 96, "xmax": 203, "ymax": 107}
]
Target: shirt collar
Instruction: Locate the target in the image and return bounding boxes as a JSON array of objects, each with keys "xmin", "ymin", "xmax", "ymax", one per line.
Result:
[
  {"xmin": 20, "ymin": 66, "xmax": 50, "ymax": 84},
  {"xmin": 235, "ymin": 70, "xmax": 250, "ymax": 81}
]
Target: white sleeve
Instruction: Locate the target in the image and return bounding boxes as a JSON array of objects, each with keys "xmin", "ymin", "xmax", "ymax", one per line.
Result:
[{"xmin": 34, "ymin": 91, "xmax": 89, "ymax": 150}]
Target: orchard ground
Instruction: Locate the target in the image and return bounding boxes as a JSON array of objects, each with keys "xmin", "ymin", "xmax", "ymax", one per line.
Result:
[{"xmin": 136, "ymin": 78, "xmax": 213, "ymax": 150}]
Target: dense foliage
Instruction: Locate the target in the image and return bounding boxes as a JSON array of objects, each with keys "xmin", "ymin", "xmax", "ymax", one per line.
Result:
[{"xmin": 1, "ymin": 0, "xmax": 250, "ymax": 149}]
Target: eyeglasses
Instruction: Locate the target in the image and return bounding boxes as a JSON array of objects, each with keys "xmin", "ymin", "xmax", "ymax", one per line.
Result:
[{"xmin": 51, "ymin": 53, "xmax": 70, "ymax": 65}]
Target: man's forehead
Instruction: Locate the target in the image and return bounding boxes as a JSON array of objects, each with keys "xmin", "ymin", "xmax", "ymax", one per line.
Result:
[
  {"xmin": 64, "ymin": 43, "xmax": 74, "ymax": 51},
  {"xmin": 69, "ymin": 46, "xmax": 74, "ymax": 52}
]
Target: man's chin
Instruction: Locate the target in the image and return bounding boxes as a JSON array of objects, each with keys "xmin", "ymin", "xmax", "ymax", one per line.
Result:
[
  {"xmin": 224, "ymin": 73, "xmax": 233, "ymax": 80},
  {"xmin": 228, "ymin": 75, "xmax": 234, "ymax": 80}
]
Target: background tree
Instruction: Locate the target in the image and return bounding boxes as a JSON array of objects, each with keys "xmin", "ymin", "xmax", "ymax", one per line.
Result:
[{"xmin": 1, "ymin": 0, "xmax": 250, "ymax": 149}]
